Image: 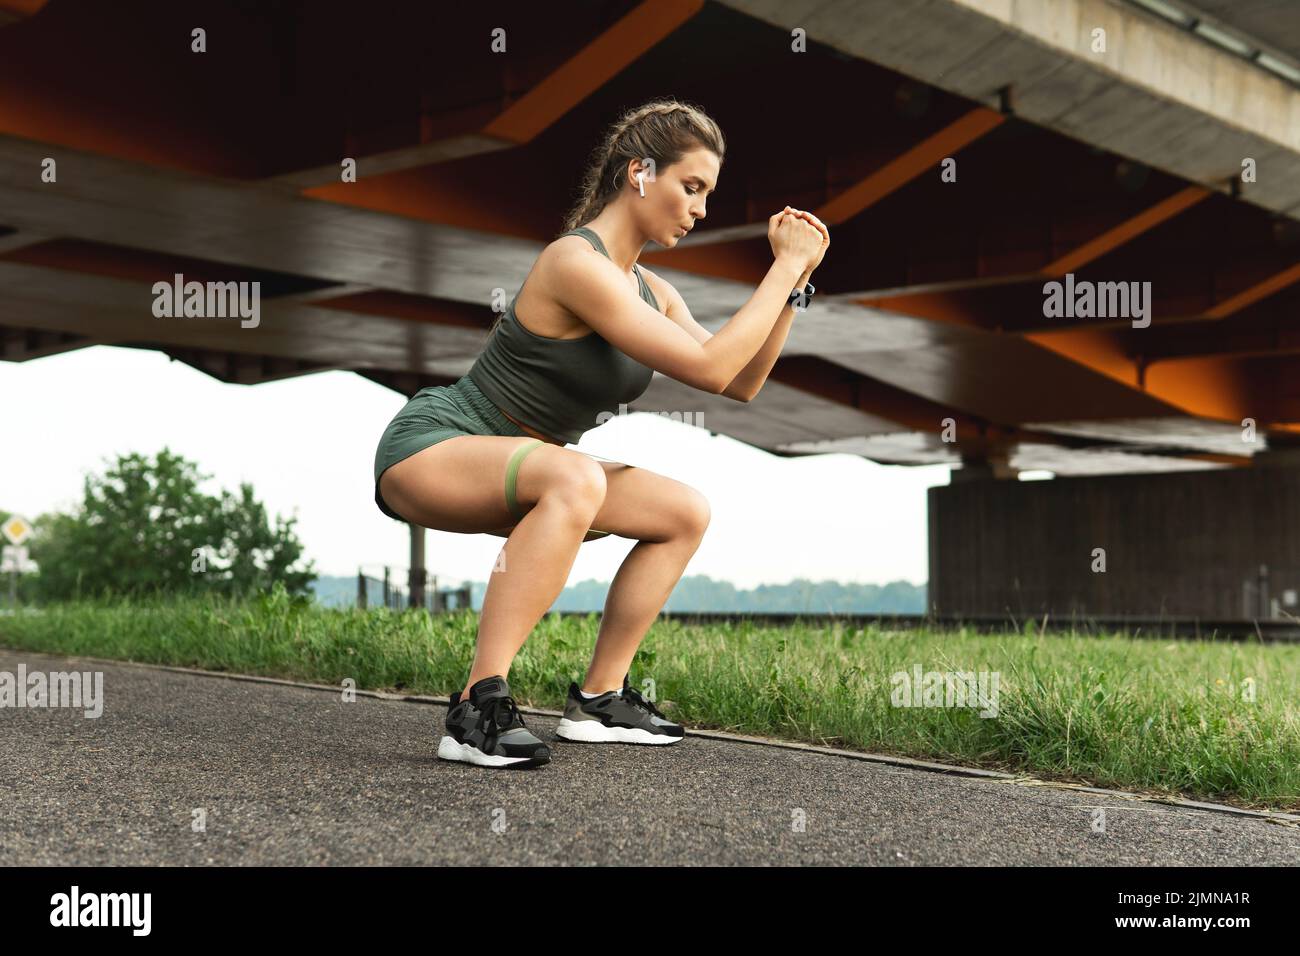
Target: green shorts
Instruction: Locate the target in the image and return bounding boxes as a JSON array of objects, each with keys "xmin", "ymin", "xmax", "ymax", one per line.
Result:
[{"xmin": 373, "ymin": 374, "xmax": 611, "ymax": 540}]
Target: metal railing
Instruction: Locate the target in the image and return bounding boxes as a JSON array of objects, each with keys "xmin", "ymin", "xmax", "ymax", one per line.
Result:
[{"xmin": 355, "ymin": 564, "xmax": 472, "ymax": 613}]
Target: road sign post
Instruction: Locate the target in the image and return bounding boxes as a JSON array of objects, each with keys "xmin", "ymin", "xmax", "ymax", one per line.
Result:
[{"xmin": 2, "ymin": 515, "xmax": 36, "ymax": 607}]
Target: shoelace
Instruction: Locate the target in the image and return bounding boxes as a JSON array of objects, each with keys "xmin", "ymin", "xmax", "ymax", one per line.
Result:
[
  {"xmin": 478, "ymin": 695, "xmax": 526, "ymax": 745},
  {"xmin": 621, "ymin": 683, "xmax": 669, "ymax": 721}
]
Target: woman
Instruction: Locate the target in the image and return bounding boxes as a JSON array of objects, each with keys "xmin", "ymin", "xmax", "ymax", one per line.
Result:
[{"xmin": 373, "ymin": 98, "xmax": 828, "ymax": 768}]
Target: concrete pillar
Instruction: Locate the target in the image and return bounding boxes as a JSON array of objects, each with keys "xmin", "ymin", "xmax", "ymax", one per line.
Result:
[{"xmin": 928, "ymin": 464, "xmax": 1300, "ymax": 620}]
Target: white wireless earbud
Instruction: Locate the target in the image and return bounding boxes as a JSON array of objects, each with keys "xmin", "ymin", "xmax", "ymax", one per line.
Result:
[{"xmin": 635, "ymin": 171, "xmax": 645, "ymax": 197}]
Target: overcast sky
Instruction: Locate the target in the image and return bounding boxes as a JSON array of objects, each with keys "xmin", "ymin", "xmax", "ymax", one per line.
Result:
[{"xmin": 3, "ymin": 345, "xmax": 952, "ymax": 590}]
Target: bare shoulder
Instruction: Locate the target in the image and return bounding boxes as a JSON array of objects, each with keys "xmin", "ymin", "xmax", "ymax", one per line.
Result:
[
  {"xmin": 514, "ymin": 235, "xmax": 610, "ymax": 338},
  {"xmin": 535, "ymin": 233, "xmax": 608, "ymax": 285},
  {"xmin": 545, "ymin": 232, "xmax": 602, "ymax": 262},
  {"xmin": 530, "ymin": 232, "xmax": 614, "ymax": 290},
  {"xmin": 540, "ymin": 233, "xmax": 648, "ymax": 302}
]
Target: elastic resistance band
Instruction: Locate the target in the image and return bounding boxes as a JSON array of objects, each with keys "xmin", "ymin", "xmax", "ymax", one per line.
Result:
[
  {"xmin": 503, "ymin": 438, "xmax": 612, "ymax": 540},
  {"xmin": 505, "ymin": 439, "xmax": 544, "ymax": 521}
]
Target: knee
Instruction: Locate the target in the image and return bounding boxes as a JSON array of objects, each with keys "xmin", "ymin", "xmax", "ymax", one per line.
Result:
[
  {"xmin": 674, "ymin": 486, "xmax": 712, "ymax": 541},
  {"xmin": 543, "ymin": 455, "xmax": 607, "ymax": 518}
]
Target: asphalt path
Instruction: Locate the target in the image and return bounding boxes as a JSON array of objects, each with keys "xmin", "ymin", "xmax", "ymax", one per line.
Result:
[{"xmin": 1, "ymin": 648, "xmax": 1297, "ymax": 865}]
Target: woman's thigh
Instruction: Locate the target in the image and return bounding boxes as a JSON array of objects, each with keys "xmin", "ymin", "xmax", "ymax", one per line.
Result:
[
  {"xmin": 587, "ymin": 461, "xmax": 711, "ymax": 543},
  {"xmin": 379, "ymin": 435, "xmax": 604, "ymax": 534},
  {"xmin": 490, "ymin": 460, "xmax": 709, "ymax": 543}
]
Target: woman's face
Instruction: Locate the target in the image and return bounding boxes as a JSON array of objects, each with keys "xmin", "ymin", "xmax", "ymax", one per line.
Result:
[{"xmin": 628, "ymin": 147, "xmax": 720, "ymax": 247}]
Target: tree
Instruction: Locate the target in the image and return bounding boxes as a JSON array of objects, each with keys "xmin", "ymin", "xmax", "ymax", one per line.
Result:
[
  {"xmin": 26, "ymin": 447, "xmax": 315, "ymax": 602},
  {"xmin": 209, "ymin": 480, "xmax": 315, "ymax": 595}
]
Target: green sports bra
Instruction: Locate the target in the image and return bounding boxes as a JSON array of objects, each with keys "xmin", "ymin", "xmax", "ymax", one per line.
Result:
[{"xmin": 466, "ymin": 226, "xmax": 658, "ymax": 444}]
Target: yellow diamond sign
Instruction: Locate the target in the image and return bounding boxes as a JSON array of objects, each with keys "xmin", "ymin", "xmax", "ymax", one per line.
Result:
[{"xmin": 2, "ymin": 515, "xmax": 32, "ymax": 546}]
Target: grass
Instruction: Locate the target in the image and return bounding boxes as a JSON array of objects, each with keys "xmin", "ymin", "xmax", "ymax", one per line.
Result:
[{"xmin": 2, "ymin": 586, "xmax": 1298, "ymax": 811}]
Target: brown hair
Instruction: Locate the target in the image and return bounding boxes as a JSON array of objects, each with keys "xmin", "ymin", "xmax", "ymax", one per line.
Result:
[
  {"xmin": 559, "ymin": 98, "xmax": 726, "ymax": 234},
  {"xmin": 485, "ymin": 98, "xmax": 725, "ymax": 338}
]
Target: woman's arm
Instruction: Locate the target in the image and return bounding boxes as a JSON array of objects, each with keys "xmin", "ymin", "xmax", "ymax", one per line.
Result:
[
  {"xmin": 550, "ymin": 210, "xmax": 823, "ymax": 394},
  {"xmin": 697, "ymin": 256, "xmax": 806, "ymax": 392},
  {"xmin": 695, "ymin": 210, "xmax": 825, "ymax": 392},
  {"xmin": 722, "ymin": 265, "xmax": 812, "ymax": 402},
  {"xmin": 726, "ymin": 210, "xmax": 828, "ymax": 400},
  {"xmin": 549, "ymin": 238, "xmax": 806, "ymax": 394},
  {"xmin": 655, "ymin": 265, "xmax": 812, "ymax": 403}
]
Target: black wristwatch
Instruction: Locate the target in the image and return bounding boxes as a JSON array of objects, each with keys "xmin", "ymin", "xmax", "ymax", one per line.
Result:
[{"xmin": 788, "ymin": 281, "xmax": 815, "ymax": 310}]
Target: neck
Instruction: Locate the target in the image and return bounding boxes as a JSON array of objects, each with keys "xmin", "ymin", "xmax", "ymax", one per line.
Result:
[{"xmin": 582, "ymin": 209, "xmax": 647, "ymax": 275}]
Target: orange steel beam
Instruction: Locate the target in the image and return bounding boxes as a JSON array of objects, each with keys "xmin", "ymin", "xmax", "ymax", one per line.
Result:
[
  {"xmin": 1201, "ymin": 261, "xmax": 1300, "ymax": 320},
  {"xmin": 1025, "ymin": 327, "xmax": 1255, "ymax": 424},
  {"xmin": 850, "ymin": 186, "xmax": 1209, "ymax": 317},
  {"xmin": 299, "ymin": 0, "xmax": 703, "ymax": 192},
  {"xmin": 280, "ymin": 0, "xmax": 703, "ymax": 188},
  {"xmin": 1038, "ymin": 185, "xmax": 1210, "ymax": 276},
  {"xmin": 820, "ymin": 184, "xmax": 1243, "ymax": 433},
  {"xmin": 483, "ymin": 0, "xmax": 704, "ymax": 145},
  {"xmin": 1014, "ymin": 196, "xmax": 1300, "ymax": 360},
  {"xmin": 817, "ymin": 107, "xmax": 1005, "ymax": 226},
  {"xmin": 675, "ymin": 106, "xmax": 1006, "ymax": 253},
  {"xmin": 1007, "ymin": 260, "xmax": 1300, "ymax": 337},
  {"xmin": 650, "ymin": 107, "xmax": 1005, "ymax": 278}
]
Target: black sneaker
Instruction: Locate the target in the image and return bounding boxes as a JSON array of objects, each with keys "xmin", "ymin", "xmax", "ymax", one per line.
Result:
[
  {"xmin": 437, "ymin": 675, "xmax": 551, "ymax": 768},
  {"xmin": 555, "ymin": 673, "xmax": 684, "ymax": 745}
]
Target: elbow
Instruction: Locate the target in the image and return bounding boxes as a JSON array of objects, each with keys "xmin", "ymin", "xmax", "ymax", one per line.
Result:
[
  {"xmin": 714, "ymin": 376, "xmax": 753, "ymax": 403},
  {"xmin": 692, "ymin": 349, "xmax": 730, "ymax": 395},
  {"xmin": 693, "ymin": 354, "xmax": 748, "ymax": 398},
  {"xmin": 695, "ymin": 367, "xmax": 730, "ymax": 395},
  {"xmin": 711, "ymin": 375, "xmax": 742, "ymax": 397}
]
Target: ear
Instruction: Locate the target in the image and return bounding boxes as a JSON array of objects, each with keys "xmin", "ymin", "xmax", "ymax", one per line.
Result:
[{"xmin": 628, "ymin": 157, "xmax": 656, "ymax": 189}]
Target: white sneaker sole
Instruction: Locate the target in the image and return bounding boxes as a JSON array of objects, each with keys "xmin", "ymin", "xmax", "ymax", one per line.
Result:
[
  {"xmin": 556, "ymin": 717, "xmax": 683, "ymax": 745},
  {"xmin": 437, "ymin": 735, "xmax": 547, "ymax": 767}
]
